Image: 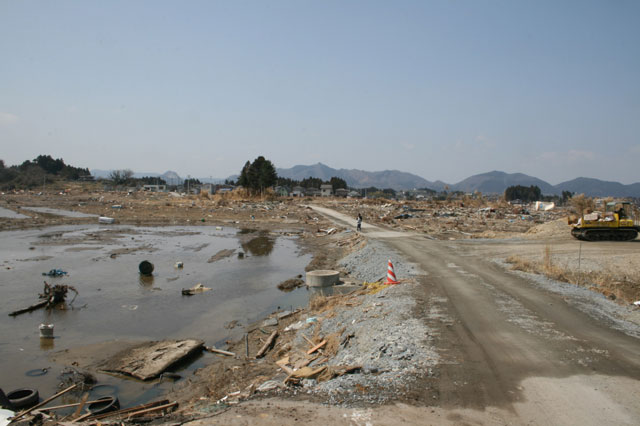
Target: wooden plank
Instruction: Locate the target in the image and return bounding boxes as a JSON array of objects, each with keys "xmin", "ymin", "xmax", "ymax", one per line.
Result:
[
  {"xmin": 306, "ymin": 339, "xmax": 327, "ymax": 355},
  {"xmin": 99, "ymin": 339, "xmax": 203, "ymax": 380},
  {"xmin": 255, "ymin": 331, "xmax": 278, "ymax": 358},
  {"xmin": 204, "ymin": 346, "xmax": 235, "ymax": 357},
  {"xmin": 10, "ymin": 383, "xmax": 77, "ymax": 423}
]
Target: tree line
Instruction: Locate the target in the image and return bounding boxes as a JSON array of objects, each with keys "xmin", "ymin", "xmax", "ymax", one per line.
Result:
[
  {"xmin": 504, "ymin": 185, "xmax": 574, "ymax": 204},
  {"xmin": 0, "ymin": 155, "xmax": 91, "ymax": 190}
]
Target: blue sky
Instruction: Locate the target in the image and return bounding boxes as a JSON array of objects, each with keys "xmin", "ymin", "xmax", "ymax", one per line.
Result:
[{"xmin": 1, "ymin": 1, "xmax": 639, "ymax": 184}]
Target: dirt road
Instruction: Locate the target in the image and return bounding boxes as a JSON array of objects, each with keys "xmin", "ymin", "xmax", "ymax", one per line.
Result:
[{"xmin": 289, "ymin": 205, "xmax": 640, "ymax": 425}]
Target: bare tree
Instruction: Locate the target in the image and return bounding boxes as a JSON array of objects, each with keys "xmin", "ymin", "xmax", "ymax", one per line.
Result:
[{"xmin": 109, "ymin": 169, "xmax": 134, "ymax": 185}]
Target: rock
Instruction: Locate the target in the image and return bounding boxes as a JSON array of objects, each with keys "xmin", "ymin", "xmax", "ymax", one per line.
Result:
[
  {"xmin": 256, "ymin": 380, "xmax": 282, "ymax": 392},
  {"xmin": 262, "ymin": 318, "xmax": 278, "ymax": 327}
]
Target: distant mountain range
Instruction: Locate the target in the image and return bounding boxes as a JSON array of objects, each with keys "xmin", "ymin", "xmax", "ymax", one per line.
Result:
[
  {"xmin": 276, "ymin": 163, "xmax": 445, "ymax": 192},
  {"xmin": 90, "ymin": 169, "xmax": 223, "ymax": 184},
  {"xmin": 91, "ymin": 164, "xmax": 640, "ymax": 197},
  {"xmin": 276, "ymin": 163, "xmax": 640, "ymax": 197}
]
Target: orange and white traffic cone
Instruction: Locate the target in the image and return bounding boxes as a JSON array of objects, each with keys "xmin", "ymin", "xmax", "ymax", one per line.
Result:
[{"xmin": 385, "ymin": 259, "xmax": 399, "ymax": 285}]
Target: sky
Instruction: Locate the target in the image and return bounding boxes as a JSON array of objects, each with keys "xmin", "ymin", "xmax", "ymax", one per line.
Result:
[{"xmin": 1, "ymin": 1, "xmax": 639, "ymax": 184}]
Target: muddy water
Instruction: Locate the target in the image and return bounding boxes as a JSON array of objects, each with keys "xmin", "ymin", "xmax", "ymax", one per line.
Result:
[
  {"xmin": 0, "ymin": 206, "xmax": 28, "ymax": 219},
  {"xmin": 20, "ymin": 207, "xmax": 99, "ymax": 218},
  {"xmin": 0, "ymin": 225, "xmax": 311, "ymax": 408}
]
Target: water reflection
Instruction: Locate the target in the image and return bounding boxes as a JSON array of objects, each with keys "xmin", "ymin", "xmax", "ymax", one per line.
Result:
[
  {"xmin": 39, "ymin": 338, "xmax": 55, "ymax": 351},
  {"xmin": 139, "ymin": 274, "xmax": 155, "ymax": 286},
  {"xmin": 240, "ymin": 233, "xmax": 275, "ymax": 256}
]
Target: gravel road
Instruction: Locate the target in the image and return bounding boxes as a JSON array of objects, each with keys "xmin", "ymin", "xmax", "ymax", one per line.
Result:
[{"xmin": 309, "ymin": 205, "xmax": 640, "ymax": 425}]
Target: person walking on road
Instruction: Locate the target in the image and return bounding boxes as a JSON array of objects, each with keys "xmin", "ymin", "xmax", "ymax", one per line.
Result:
[{"xmin": 357, "ymin": 213, "xmax": 362, "ymax": 232}]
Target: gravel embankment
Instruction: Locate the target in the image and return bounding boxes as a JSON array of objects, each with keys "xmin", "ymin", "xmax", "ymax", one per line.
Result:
[{"xmin": 287, "ymin": 239, "xmax": 437, "ymax": 404}]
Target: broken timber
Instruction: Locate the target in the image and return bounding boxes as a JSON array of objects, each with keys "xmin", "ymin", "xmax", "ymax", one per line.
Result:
[
  {"xmin": 255, "ymin": 331, "xmax": 278, "ymax": 358},
  {"xmin": 307, "ymin": 339, "xmax": 327, "ymax": 355}
]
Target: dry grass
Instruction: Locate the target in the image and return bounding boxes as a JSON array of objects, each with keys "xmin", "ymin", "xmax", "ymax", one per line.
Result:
[{"xmin": 506, "ymin": 247, "xmax": 639, "ymax": 303}]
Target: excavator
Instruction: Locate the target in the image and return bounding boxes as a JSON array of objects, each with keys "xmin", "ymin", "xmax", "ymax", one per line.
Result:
[{"xmin": 570, "ymin": 201, "xmax": 640, "ymax": 241}]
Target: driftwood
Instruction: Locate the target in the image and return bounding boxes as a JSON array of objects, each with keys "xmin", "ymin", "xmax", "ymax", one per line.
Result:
[
  {"xmin": 9, "ymin": 281, "xmax": 78, "ymax": 317},
  {"xmin": 204, "ymin": 346, "xmax": 235, "ymax": 357},
  {"xmin": 37, "ymin": 398, "xmax": 103, "ymax": 412},
  {"xmin": 125, "ymin": 401, "xmax": 178, "ymax": 419},
  {"xmin": 9, "ymin": 300, "xmax": 48, "ymax": 316},
  {"xmin": 9, "ymin": 383, "xmax": 77, "ymax": 423},
  {"xmin": 79, "ymin": 399, "xmax": 170, "ymax": 422},
  {"xmin": 255, "ymin": 331, "xmax": 278, "ymax": 358}
]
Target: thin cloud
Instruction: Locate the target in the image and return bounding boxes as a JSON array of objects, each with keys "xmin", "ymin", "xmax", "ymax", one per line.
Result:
[
  {"xmin": 401, "ymin": 143, "xmax": 415, "ymax": 151},
  {"xmin": 0, "ymin": 112, "xmax": 19, "ymax": 125},
  {"xmin": 537, "ymin": 150, "xmax": 595, "ymax": 164}
]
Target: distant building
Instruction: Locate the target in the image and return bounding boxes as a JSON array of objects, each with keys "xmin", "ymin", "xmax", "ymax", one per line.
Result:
[
  {"xmin": 320, "ymin": 184, "xmax": 333, "ymax": 197},
  {"xmin": 306, "ymin": 188, "xmax": 321, "ymax": 197},
  {"xmin": 143, "ymin": 184, "xmax": 167, "ymax": 192},
  {"xmin": 292, "ymin": 186, "xmax": 305, "ymax": 197},
  {"xmin": 200, "ymin": 183, "xmax": 215, "ymax": 195},
  {"xmin": 335, "ymin": 188, "xmax": 349, "ymax": 197},
  {"xmin": 347, "ymin": 190, "xmax": 361, "ymax": 198}
]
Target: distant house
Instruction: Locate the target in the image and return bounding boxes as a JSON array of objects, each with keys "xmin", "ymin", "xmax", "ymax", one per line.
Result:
[
  {"xmin": 306, "ymin": 188, "xmax": 321, "ymax": 197},
  {"xmin": 274, "ymin": 186, "xmax": 290, "ymax": 196},
  {"xmin": 292, "ymin": 186, "xmax": 305, "ymax": 197},
  {"xmin": 143, "ymin": 184, "xmax": 167, "ymax": 192},
  {"xmin": 320, "ymin": 184, "xmax": 333, "ymax": 197},
  {"xmin": 335, "ymin": 188, "xmax": 349, "ymax": 197},
  {"xmin": 347, "ymin": 190, "xmax": 361, "ymax": 198}
]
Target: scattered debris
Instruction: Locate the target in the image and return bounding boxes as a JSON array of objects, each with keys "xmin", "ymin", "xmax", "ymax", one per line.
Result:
[
  {"xmin": 208, "ymin": 248, "xmax": 235, "ymax": 263},
  {"xmin": 9, "ymin": 281, "xmax": 78, "ymax": 316},
  {"xmin": 98, "ymin": 216, "xmax": 115, "ymax": 224},
  {"xmin": 181, "ymin": 283, "xmax": 211, "ymax": 295},
  {"xmin": 42, "ymin": 268, "xmax": 67, "ymax": 277},
  {"xmin": 277, "ymin": 278, "xmax": 305, "ymax": 292}
]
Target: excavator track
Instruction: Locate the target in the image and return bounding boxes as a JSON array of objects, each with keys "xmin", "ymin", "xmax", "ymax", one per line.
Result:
[{"xmin": 571, "ymin": 227, "xmax": 639, "ymax": 241}]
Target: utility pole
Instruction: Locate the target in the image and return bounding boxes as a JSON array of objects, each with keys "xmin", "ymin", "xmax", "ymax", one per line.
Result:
[
  {"xmin": 187, "ymin": 175, "xmax": 190, "ymax": 194},
  {"xmin": 42, "ymin": 176, "xmax": 46, "ymax": 194}
]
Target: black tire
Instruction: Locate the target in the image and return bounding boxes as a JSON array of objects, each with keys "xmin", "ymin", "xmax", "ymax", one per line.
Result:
[
  {"xmin": 7, "ymin": 388, "xmax": 39, "ymax": 409},
  {"xmin": 88, "ymin": 396, "xmax": 120, "ymax": 415}
]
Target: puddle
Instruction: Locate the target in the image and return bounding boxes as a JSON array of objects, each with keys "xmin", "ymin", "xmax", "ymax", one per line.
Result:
[
  {"xmin": 0, "ymin": 206, "xmax": 29, "ymax": 219},
  {"xmin": 0, "ymin": 225, "xmax": 311, "ymax": 407},
  {"xmin": 21, "ymin": 207, "xmax": 99, "ymax": 218}
]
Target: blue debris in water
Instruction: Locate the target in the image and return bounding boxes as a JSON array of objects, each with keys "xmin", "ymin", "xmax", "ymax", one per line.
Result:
[{"xmin": 43, "ymin": 269, "xmax": 67, "ymax": 277}]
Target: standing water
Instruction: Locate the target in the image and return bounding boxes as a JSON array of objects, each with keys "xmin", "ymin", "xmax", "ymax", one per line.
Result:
[{"xmin": 0, "ymin": 225, "xmax": 311, "ymax": 407}]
